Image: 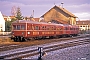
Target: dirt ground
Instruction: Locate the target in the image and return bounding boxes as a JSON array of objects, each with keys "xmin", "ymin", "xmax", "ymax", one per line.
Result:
[
  {"xmin": 0, "ymin": 35, "xmax": 84, "ymax": 46},
  {"xmin": 0, "ymin": 37, "xmax": 14, "ymax": 44},
  {"xmin": 0, "ymin": 37, "xmax": 52, "ymax": 45},
  {"xmin": 0, "ymin": 37, "xmax": 64, "ymax": 46}
]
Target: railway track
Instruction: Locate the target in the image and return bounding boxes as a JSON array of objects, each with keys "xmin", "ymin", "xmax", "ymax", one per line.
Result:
[
  {"xmin": 0, "ymin": 44, "xmax": 29, "ymax": 52},
  {"xmin": 0, "ymin": 37, "xmax": 90, "ymax": 60},
  {"xmin": 0, "ymin": 34, "xmax": 89, "ymax": 52}
]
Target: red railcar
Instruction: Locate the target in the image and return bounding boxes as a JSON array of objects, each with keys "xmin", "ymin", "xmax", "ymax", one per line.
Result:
[{"xmin": 11, "ymin": 20, "xmax": 79, "ymax": 42}]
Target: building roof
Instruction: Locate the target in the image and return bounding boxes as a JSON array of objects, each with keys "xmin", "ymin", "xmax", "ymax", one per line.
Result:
[
  {"xmin": 76, "ymin": 20, "xmax": 90, "ymax": 25},
  {"xmin": 41, "ymin": 5, "xmax": 77, "ymax": 18}
]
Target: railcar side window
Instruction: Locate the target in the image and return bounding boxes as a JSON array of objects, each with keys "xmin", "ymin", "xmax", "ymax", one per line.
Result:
[
  {"xmin": 35, "ymin": 26, "xmax": 39, "ymax": 30},
  {"xmin": 60, "ymin": 27, "xmax": 62, "ymax": 30},
  {"xmin": 17, "ymin": 25, "xmax": 20, "ymax": 30},
  {"xmin": 65, "ymin": 27, "xmax": 68, "ymax": 30},
  {"xmin": 42, "ymin": 26, "xmax": 45, "ymax": 30},
  {"xmin": 51, "ymin": 26, "xmax": 54, "ymax": 30},
  {"xmin": 42, "ymin": 26, "xmax": 47, "ymax": 30},
  {"xmin": 21, "ymin": 25, "xmax": 25, "ymax": 30},
  {"xmin": 46, "ymin": 26, "xmax": 49, "ymax": 30},
  {"xmin": 70, "ymin": 28, "xmax": 71, "ymax": 30},
  {"xmin": 28, "ymin": 26, "xmax": 32, "ymax": 30},
  {"xmin": 54, "ymin": 26, "xmax": 56, "ymax": 30}
]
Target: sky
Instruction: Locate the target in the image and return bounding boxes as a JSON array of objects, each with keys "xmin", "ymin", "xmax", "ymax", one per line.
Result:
[{"xmin": 0, "ymin": 0, "xmax": 90, "ymax": 20}]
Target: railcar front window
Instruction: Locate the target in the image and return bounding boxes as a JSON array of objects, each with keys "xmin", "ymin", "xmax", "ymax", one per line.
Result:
[
  {"xmin": 13, "ymin": 25, "xmax": 16, "ymax": 30},
  {"xmin": 17, "ymin": 25, "xmax": 20, "ymax": 30}
]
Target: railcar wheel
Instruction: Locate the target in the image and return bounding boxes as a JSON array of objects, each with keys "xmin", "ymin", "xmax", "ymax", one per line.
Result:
[
  {"xmin": 14, "ymin": 36, "xmax": 21, "ymax": 42},
  {"xmin": 14, "ymin": 37, "xmax": 17, "ymax": 42},
  {"xmin": 59, "ymin": 35, "xmax": 62, "ymax": 38},
  {"xmin": 20, "ymin": 37, "xmax": 23, "ymax": 42},
  {"xmin": 22, "ymin": 37, "xmax": 25, "ymax": 42},
  {"xmin": 70, "ymin": 35, "xmax": 73, "ymax": 37},
  {"xmin": 16, "ymin": 36, "xmax": 20, "ymax": 42},
  {"xmin": 49, "ymin": 36, "xmax": 54, "ymax": 39},
  {"xmin": 42, "ymin": 36, "xmax": 46, "ymax": 39},
  {"xmin": 14, "ymin": 38, "xmax": 17, "ymax": 42}
]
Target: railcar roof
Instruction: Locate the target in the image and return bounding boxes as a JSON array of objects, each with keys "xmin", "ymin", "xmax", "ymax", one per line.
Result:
[
  {"xmin": 12, "ymin": 20, "xmax": 71, "ymax": 26},
  {"xmin": 12, "ymin": 20, "xmax": 47, "ymax": 24}
]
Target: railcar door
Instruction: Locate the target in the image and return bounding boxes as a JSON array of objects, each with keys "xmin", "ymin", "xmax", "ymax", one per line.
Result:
[
  {"xmin": 27, "ymin": 23, "xmax": 33, "ymax": 38},
  {"xmin": 55, "ymin": 24, "xmax": 63, "ymax": 36},
  {"xmin": 32, "ymin": 24, "xmax": 41, "ymax": 37}
]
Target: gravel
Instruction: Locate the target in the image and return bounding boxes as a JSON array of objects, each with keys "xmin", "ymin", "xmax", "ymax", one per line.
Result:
[
  {"xmin": 24, "ymin": 43, "xmax": 90, "ymax": 60},
  {"xmin": 42, "ymin": 43, "xmax": 90, "ymax": 60}
]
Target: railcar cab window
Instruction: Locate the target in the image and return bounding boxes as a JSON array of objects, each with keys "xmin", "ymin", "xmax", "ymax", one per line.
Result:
[
  {"xmin": 13, "ymin": 25, "xmax": 25, "ymax": 30},
  {"xmin": 13, "ymin": 25, "xmax": 16, "ymax": 30},
  {"xmin": 17, "ymin": 25, "xmax": 20, "ymax": 30}
]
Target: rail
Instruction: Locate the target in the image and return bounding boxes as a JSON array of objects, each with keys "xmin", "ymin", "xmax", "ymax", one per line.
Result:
[{"xmin": 0, "ymin": 38, "xmax": 90, "ymax": 60}]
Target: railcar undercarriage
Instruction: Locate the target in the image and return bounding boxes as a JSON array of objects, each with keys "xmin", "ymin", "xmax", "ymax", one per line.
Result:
[{"xmin": 11, "ymin": 34, "xmax": 78, "ymax": 42}]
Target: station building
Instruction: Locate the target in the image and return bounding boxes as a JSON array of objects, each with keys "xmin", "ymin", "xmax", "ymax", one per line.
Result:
[{"xmin": 41, "ymin": 5, "xmax": 77, "ymax": 25}]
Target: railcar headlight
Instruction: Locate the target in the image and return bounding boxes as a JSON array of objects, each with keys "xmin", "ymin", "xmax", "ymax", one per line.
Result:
[{"xmin": 28, "ymin": 32, "xmax": 30, "ymax": 34}]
